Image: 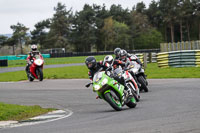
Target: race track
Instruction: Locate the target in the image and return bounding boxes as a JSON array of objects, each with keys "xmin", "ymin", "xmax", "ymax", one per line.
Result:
[{"xmin": 0, "ymin": 79, "xmax": 200, "ymax": 133}]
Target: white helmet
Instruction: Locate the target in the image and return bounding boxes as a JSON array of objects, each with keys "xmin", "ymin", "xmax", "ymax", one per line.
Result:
[
  {"xmin": 103, "ymin": 55, "xmax": 114, "ymax": 66},
  {"xmin": 31, "ymin": 44, "xmax": 37, "ymax": 51}
]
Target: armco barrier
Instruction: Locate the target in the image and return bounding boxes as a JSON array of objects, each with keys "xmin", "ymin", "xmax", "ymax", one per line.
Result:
[{"xmin": 157, "ymin": 50, "xmax": 200, "ymax": 68}]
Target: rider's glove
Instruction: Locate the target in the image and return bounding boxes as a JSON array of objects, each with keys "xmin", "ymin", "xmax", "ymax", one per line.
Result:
[
  {"xmin": 125, "ymin": 62, "xmax": 130, "ymax": 68},
  {"xmin": 106, "ymin": 66, "xmax": 112, "ymax": 71},
  {"xmin": 85, "ymin": 82, "xmax": 92, "ymax": 88},
  {"xmin": 28, "ymin": 60, "xmax": 32, "ymax": 65}
]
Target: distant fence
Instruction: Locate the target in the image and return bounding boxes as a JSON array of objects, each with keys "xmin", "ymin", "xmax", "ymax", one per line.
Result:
[
  {"xmin": 50, "ymin": 49, "xmax": 160, "ymax": 58},
  {"xmin": 157, "ymin": 50, "xmax": 200, "ymax": 68},
  {"xmin": 160, "ymin": 40, "xmax": 200, "ymax": 52}
]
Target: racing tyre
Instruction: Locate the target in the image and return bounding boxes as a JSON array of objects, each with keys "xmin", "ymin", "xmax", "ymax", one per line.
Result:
[
  {"xmin": 36, "ymin": 67, "xmax": 43, "ymax": 81},
  {"xmin": 104, "ymin": 90, "xmax": 122, "ymax": 111},
  {"xmin": 138, "ymin": 76, "xmax": 148, "ymax": 92}
]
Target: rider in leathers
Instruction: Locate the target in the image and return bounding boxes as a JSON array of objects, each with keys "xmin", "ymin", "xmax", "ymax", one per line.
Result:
[
  {"xmin": 25, "ymin": 44, "xmax": 40, "ymax": 74},
  {"xmin": 85, "ymin": 56, "xmax": 133, "ymax": 97}
]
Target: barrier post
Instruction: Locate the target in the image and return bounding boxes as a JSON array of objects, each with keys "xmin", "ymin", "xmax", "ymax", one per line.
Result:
[{"xmin": 143, "ymin": 53, "xmax": 147, "ymax": 69}]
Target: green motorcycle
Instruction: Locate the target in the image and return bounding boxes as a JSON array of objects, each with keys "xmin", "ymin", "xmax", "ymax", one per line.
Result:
[{"xmin": 86, "ymin": 70, "xmax": 137, "ymax": 111}]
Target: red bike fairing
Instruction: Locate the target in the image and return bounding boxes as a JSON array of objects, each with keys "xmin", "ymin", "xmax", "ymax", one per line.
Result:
[{"xmin": 28, "ymin": 54, "xmax": 44, "ymax": 79}]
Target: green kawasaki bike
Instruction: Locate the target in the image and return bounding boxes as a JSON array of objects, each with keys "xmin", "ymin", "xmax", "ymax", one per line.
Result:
[{"xmin": 86, "ymin": 70, "xmax": 137, "ymax": 111}]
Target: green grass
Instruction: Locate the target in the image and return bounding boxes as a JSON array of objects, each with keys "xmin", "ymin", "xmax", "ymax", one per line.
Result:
[
  {"xmin": 145, "ymin": 63, "xmax": 200, "ymax": 78},
  {"xmin": 0, "ymin": 102, "xmax": 55, "ymax": 121},
  {"xmin": 0, "ymin": 65, "xmax": 88, "ymax": 82},
  {"xmin": 0, "ymin": 63, "xmax": 200, "ymax": 82},
  {"xmin": 7, "ymin": 55, "xmax": 106, "ymax": 67}
]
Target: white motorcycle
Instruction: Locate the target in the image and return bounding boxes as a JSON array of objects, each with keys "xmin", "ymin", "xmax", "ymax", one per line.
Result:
[
  {"xmin": 113, "ymin": 67, "xmax": 140, "ymax": 102},
  {"xmin": 128, "ymin": 61, "xmax": 149, "ymax": 92}
]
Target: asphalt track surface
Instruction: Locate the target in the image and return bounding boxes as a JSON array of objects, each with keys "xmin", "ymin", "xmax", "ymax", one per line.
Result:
[
  {"xmin": 0, "ymin": 79, "xmax": 200, "ymax": 133},
  {"xmin": 0, "ymin": 63, "xmax": 85, "ymax": 73}
]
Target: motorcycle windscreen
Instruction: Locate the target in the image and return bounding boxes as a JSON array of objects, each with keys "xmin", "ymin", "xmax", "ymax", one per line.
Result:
[{"xmin": 93, "ymin": 72, "xmax": 103, "ymax": 83}]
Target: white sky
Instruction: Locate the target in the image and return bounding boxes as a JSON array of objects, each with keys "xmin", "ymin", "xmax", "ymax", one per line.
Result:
[{"xmin": 0, "ymin": 0, "xmax": 151, "ymax": 34}]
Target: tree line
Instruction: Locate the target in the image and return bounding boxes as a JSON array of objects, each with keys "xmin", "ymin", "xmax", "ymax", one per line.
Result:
[{"xmin": 0, "ymin": 0, "xmax": 199, "ymax": 54}]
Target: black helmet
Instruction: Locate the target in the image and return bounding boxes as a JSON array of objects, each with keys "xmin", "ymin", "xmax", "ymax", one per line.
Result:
[
  {"xmin": 119, "ymin": 49, "xmax": 127, "ymax": 61},
  {"xmin": 85, "ymin": 56, "xmax": 97, "ymax": 69},
  {"xmin": 114, "ymin": 48, "xmax": 121, "ymax": 57}
]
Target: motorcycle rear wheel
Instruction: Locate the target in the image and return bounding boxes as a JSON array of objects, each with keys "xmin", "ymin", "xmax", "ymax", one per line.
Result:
[
  {"xmin": 104, "ymin": 90, "xmax": 122, "ymax": 111},
  {"xmin": 138, "ymin": 76, "xmax": 148, "ymax": 92},
  {"xmin": 126, "ymin": 97, "xmax": 137, "ymax": 108}
]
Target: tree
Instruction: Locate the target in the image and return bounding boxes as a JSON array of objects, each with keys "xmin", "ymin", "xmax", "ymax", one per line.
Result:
[
  {"xmin": 47, "ymin": 2, "xmax": 72, "ymax": 49},
  {"xmin": 129, "ymin": 10, "xmax": 152, "ymax": 49},
  {"xmin": 176, "ymin": 0, "xmax": 185, "ymax": 41},
  {"xmin": 134, "ymin": 29, "xmax": 163, "ymax": 49},
  {"xmin": 113, "ymin": 21, "xmax": 131, "ymax": 49},
  {"xmin": 31, "ymin": 19, "xmax": 51, "ymax": 49},
  {"xmin": 101, "ymin": 17, "xmax": 115, "ymax": 51},
  {"xmin": 146, "ymin": 0, "xmax": 162, "ymax": 28},
  {"xmin": 93, "ymin": 4, "xmax": 110, "ymax": 51},
  {"xmin": 101, "ymin": 17, "xmax": 131, "ymax": 51},
  {"xmin": 0, "ymin": 35, "xmax": 8, "ymax": 52},
  {"xmin": 10, "ymin": 23, "xmax": 29, "ymax": 54},
  {"xmin": 136, "ymin": 2, "xmax": 146, "ymax": 14},
  {"xmin": 159, "ymin": 0, "xmax": 179, "ymax": 42},
  {"xmin": 109, "ymin": 4, "xmax": 130, "ymax": 24},
  {"xmin": 181, "ymin": 0, "xmax": 194, "ymax": 41},
  {"xmin": 6, "ymin": 37, "xmax": 17, "ymax": 55},
  {"xmin": 0, "ymin": 35, "xmax": 7, "ymax": 46},
  {"xmin": 72, "ymin": 4, "xmax": 96, "ymax": 52},
  {"xmin": 191, "ymin": 0, "xmax": 200, "ymax": 40}
]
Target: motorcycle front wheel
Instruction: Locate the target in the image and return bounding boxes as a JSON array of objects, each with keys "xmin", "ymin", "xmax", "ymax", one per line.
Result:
[
  {"xmin": 26, "ymin": 71, "xmax": 34, "ymax": 82},
  {"xmin": 28, "ymin": 74, "xmax": 34, "ymax": 81},
  {"xmin": 104, "ymin": 90, "xmax": 122, "ymax": 111},
  {"xmin": 127, "ymin": 82, "xmax": 140, "ymax": 102},
  {"xmin": 36, "ymin": 67, "xmax": 43, "ymax": 81}
]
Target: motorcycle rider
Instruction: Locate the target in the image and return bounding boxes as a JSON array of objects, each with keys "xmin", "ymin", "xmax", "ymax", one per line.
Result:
[
  {"xmin": 114, "ymin": 47, "xmax": 142, "ymax": 66},
  {"xmin": 114, "ymin": 47, "xmax": 121, "ymax": 60},
  {"xmin": 25, "ymin": 44, "xmax": 41, "ymax": 74},
  {"xmin": 85, "ymin": 56, "xmax": 132, "ymax": 97},
  {"xmin": 102, "ymin": 55, "xmax": 133, "ymax": 96},
  {"xmin": 119, "ymin": 49, "xmax": 142, "ymax": 66},
  {"xmin": 85, "ymin": 56, "xmax": 110, "ymax": 82}
]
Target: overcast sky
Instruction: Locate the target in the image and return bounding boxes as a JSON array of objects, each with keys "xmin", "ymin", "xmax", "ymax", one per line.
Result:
[{"xmin": 0, "ymin": 0, "xmax": 151, "ymax": 34}]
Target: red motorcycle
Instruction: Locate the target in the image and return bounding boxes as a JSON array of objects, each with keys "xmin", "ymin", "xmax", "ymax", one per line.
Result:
[{"xmin": 27, "ymin": 53, "xmax": 44, "ymax": 81}]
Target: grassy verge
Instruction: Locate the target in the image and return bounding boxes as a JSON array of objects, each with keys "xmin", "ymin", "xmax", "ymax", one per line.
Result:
[
  {"xmin": 7, "ymin": 55, "xmax": 106, "ymax": 67},
  {"xmin": 0, "ymin": 65, "xmax": 88, "ymax": 82},
  {"xmin": 0, "ymin": 102, "xmax": 55, "ymax": 121},
  {"xmin": 145, "ymin": 63, "xmax": 200, "ymax": 78},
  {"xmin": 0, "ymin": 63, "xmax": 200, "ymax": 82}
]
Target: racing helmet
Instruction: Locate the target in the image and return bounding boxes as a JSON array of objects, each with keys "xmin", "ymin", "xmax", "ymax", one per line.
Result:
[
  {"xmin": 103, "ymin": 55, "xmax": 114, "ymax": 66},
  {"xmin": 31, "ymin": 44, "xmax": 37, "ymax": 51},
  {"xmin": 119, "ymin": 49, "xmax": 127, "ymax": 61},
  {"xmin": 85, "ymin": 56, "xmax": 97, "ymax": 69},
  {"xmin": 114, "ymin": 47, "xmax": 121, "ymax": 57}
]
